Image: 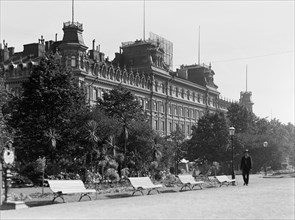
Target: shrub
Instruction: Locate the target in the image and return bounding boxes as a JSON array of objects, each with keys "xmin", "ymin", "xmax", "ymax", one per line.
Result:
[
  {"xmin": 108, "ymin": 159, "xmax": 119, "ymax": 170},
  {"xmin": 105, "ymin": 168, "xmax": 119, "ymax": 182}
]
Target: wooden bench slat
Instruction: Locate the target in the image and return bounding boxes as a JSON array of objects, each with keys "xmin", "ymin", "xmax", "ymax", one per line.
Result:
[
  {"xmin": 48, "ymin": 180, "xmax": 96, "ymax": 203},
  {"xmin": 128, "ymin": 177, "xmax": 163, "ymax": 196},
  {"xmin": 177, "ymin": 175, "xmax": 204, "ymax": 191},
  {"xmin": 215, "ymin": 175, "xmax": 236, "ymax": 187}
]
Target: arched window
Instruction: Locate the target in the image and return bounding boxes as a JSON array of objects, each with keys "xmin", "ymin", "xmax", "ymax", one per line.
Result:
[
  {"xmin": 109, "ymin": 68, "xmax": 114, "ymax": 80},
  {"xmin": 162, "ymin": 83, "xmax": 165, "ymax": 93},
  {"xmin": 122, "ymin": 70, "xmax": 127, "ymax": 83},
  {"xmin": 27, "ymin": 62, "xmax": 33, "ymax": 75},
  {"xmin": 154, "ymin": 81, "xmax": 158, "ymax": 92},
  {"xmin": 141, "ymin": 76, "xmax": 146, "ymax": 88},
  {"xmin": 135, "ymin": 74, "xmax": 140, "ymax": 86},
  {"xmin": 17, "ymin": 64, "xmax": 23, "ymax": 76},
  {"xmin": 101, "ymin": 66, "xmax": 107, "ymax": 78},
  {"xmin": 129, "ymin": 73, "xmax": 134, "ymax": 85}
]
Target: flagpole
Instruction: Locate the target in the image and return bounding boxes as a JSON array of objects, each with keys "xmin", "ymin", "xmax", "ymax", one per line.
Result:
[
  {"xmin": 143, "ymin": 0, "xmax": 146, "ymax": 41},
  {"xmin": 198, "ymin": 26, "xmax": 200, "ymax": 65},
  {"xmin": 246, "ymin": 64, "xmax": 248, "ymax": 92},
  {"xmin": 72, "ymin": 0, "xmax": 74, "ymax": 23}
]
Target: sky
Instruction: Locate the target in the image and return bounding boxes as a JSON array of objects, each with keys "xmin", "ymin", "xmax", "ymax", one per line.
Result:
[{"xmin": 0, "ymin": 0, "xmax": 294, "ymax": 125}]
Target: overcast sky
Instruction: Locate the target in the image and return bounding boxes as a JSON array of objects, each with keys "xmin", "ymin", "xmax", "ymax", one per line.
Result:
[{"xmin": 1, "ymin": 0, "xmax": 294, "ymax": 125}]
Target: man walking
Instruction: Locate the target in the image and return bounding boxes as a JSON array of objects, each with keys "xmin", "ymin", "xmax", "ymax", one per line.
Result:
[{"xmin": 240, "ymin": 149, "xmax": 252, "ymax": 186}]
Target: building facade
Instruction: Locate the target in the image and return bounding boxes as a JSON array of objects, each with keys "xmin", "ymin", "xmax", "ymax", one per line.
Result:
[
  {"xmin": 239, "ymin": 91, "xmax": 254, "ymax": 113},
  {"xmin": 0, "ymin": 20, "xmax": 234, "ymax": 137}
]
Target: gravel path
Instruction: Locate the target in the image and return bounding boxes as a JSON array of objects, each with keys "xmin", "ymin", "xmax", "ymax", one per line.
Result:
[{"xmin": 1, "ymin": 174, "xmax": 294, "ymax": 220}]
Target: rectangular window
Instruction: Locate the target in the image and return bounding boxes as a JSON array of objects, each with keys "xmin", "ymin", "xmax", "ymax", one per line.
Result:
[
  {"xmin": 169, "ymin": 122, "xmax": 172, "ymax": 132},
  {"xmin": 179, "ymin": 107, "xmax": 182, "ymax": 116},
  {"xmin": 154, "ymin": 120, "xmax": 158, "ymax": 130},
  {"xmin": 162, "ymin": 121, "xmax": 165, "ymax": 132},
  {"xmin": 93, "ymin": 88, "xmax": 97, "ymax": 101},
  {"xmin": 153, "ymin": 101, "xmax": 158, "ymax": 111},
  {"xmin": 86, "ymin": 85, "xmax": 90, "ymax": 100},
  {"xmin": 160, "ymin": 102, "xmax": 164, "ymax": 113},
  {"xmin": 71, "ymin": 56, "xmax": 76, "ymax": 67},
  {"xmin": 146, "ymin": 100, "xmax": 150, "ymax": 110}
]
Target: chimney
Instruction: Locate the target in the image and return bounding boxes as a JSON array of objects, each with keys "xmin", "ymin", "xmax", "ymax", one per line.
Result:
[
  {"xmin": 8, "ymin": 47, "xmax": 15, "ymax": 56},
  {"xmin": 92, "ymin": 39, "xmax": 95, "ymax": 51},
  {"xmin": 1, "ymin": 41, "xmax": 9, "ymax": 61}
]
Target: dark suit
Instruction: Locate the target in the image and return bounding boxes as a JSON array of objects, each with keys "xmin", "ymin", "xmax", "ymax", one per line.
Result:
[{"xmin": 240, "ymin": 155, "xmax": 252, "ymax": 185}]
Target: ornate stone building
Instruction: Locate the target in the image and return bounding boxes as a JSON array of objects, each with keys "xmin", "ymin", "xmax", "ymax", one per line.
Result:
[{"xmin": 0, "ymin": 20, "xmax": 234, "ymax": 137}]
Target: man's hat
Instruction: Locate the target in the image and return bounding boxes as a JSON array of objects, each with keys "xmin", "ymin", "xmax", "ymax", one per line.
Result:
[{"xmin": 244, "ymin": 149, "xmax": 249, "ymax": 153}]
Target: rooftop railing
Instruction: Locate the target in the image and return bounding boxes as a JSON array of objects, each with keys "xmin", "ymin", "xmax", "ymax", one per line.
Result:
[{"xmin": 63, "ymin": 21, "xmax": 83, "ymax": 30}]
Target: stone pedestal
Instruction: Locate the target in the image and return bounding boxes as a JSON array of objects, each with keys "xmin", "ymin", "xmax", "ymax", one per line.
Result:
[{"xmin": 0, "ymin": 201, "xmax": 28, "ymax": 210}]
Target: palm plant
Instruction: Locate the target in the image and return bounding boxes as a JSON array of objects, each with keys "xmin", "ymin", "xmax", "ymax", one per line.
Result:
[
  {"xmin": 85, "ymin": 120, "xmax": 100, "ymax": 172},
  {"xmin": 44, "ymin": 128, "xmax": 60, "ymax": 165}
]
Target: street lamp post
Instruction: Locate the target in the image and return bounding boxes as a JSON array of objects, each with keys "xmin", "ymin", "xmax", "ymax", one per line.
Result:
[
  {"xmin": 229, "ymin": 127, "xmax": 235, "ymax": 184},
  {"xmin": 263, "ymin": 141, "xmax": 268, "ymax": 176}
]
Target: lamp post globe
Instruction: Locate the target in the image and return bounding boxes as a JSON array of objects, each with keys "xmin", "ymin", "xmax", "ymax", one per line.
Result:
[{"xmin": 229, "ymin": 127, "xmax": 235, "ymax": 183}]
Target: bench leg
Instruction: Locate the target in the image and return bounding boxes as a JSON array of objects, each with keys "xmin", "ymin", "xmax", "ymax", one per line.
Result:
[
  {"xmin": 192, "ymin": 184, "xmax": 202, "ymax": 190},
  {"xmin": 147, "ymin": 188, "xmax": 160, "ymax": 195},
  {"xmin": 180, "ymin": 183, "xmax": 191, "ymax": 191},
  {"xmin": 132, "ymin": 187, "xmax": 144, "ymax": 196},
  {"xmin": 52, "ymin": 193, "xmax": 65, "ymax": 203},
  {"xmin": 79, "ymin": 193, "xmax": 92, "ymax": 202}
]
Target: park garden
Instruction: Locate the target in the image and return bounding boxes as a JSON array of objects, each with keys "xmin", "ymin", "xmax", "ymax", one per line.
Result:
[{"xmin": 0, "ymin": 54, "xmax": 294, "ymax": 201}]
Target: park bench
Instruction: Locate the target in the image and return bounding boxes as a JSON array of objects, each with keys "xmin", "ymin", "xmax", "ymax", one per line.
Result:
[
  {"xmin": 128, "ymin": 177, "xmax": 163, "ymax": 196},
  {"xmin": 215, "ymin": 175, "xmax": 236, "ymax": 187},
  {"xmin": 48, "ymin": 180, "xmax": 96, "ymax": 203},
  {"xmin": 177, "ymin": 175, "xmax": 204, "ymax": 191}
]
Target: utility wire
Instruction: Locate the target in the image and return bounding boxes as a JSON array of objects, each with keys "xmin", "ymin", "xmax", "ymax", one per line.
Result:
[
  {"xmin": 208, "ymin": 50, "xmax": 294, "ymax": 64},
  {"xmin": 172, "ymin": 50, "xmax": 294, "ymax": 67}
]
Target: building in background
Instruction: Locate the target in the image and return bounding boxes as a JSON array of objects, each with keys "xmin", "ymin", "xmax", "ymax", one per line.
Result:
[
  {"xmin": 239, "ymin": 91, "xmax": 254, "ymax": 113},
  {"xmin": 0, "ymin": 20, "xmax": 236, "ymax": 137}
]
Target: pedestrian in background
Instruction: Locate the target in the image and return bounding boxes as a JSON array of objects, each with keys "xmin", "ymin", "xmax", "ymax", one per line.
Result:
[{"xmin": 240, "ymin": 149, "xmax": 252, "ymax": 186}]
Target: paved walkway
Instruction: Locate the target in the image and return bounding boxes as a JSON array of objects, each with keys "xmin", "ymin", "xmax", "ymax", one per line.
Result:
[{"xmin": 1, "ymin": 174, "xmax": 294, "ymax": 220}]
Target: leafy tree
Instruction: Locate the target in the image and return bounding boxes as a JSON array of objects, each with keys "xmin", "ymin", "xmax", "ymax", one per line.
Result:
[
  {"xmin": 0, "ymin": 78, "xmax": 14, "ymax": 152},
  {"xmin": 188, "ymin": 112, "xmax": 229, "ymax": 173},
  {"xmin": 85, "ymin": 120, "xmax": 100, "ymax": 172},
  {"xmin": 7, "ymin": 55, "xmax": 90, "ymax": 172},
  {"xmin": 235, "ymin": 116, "xmax": 295, "ymax": 173},
  {"xmin": 168, "ymin": 124, "xmax": 185, "ymax": 174},
  {"xmin": 126, "ymin": 120, "xmax": 154, "ymax": 176},
  {"xmin": 97, "ymin": 85, "xmax": 152, "ymax": 171},
  {"xmin": 227, "ymin": 103, "xmax": 254, "ymax": 133}
]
